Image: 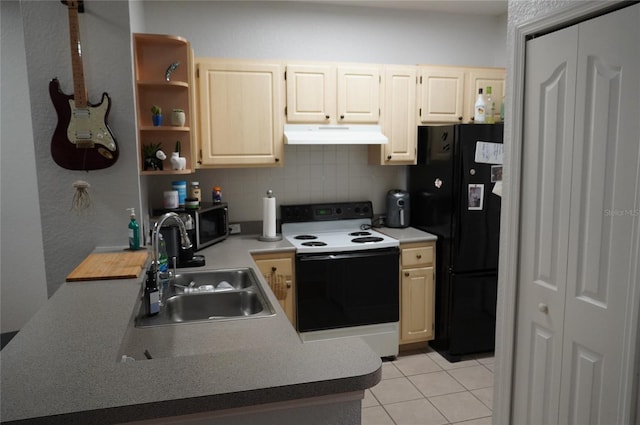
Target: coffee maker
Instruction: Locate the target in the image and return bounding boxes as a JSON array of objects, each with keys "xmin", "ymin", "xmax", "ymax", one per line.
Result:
[{"xmin": 386, "ymin": 190, "xmax": 410, "ymax": 228}]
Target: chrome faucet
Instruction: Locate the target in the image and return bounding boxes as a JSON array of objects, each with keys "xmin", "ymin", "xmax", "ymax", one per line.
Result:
[{"xmin": 151, "ymin": 212, "xmax": 193, "ymax": 300}]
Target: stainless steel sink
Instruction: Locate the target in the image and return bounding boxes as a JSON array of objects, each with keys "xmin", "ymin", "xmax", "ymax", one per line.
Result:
[
  {"xmin": 135, "ymin": 268, "xmax": 276, "ymax": 327},
  {"xmin": 171, "ymin": 269, "xmax": 254, "ymax": 292},
  {"xmin": 166, "ymin": 291, "xmax": 265, "ymax": 321}
]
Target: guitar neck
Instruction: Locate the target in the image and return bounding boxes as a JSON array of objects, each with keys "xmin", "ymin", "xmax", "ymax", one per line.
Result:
[{"xmin": 67, "ymin": 2, "xmax": 87, "ymax": 108}]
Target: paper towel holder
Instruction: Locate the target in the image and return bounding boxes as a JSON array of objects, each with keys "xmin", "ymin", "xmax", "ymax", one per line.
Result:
[{"xmin": 258, "ymin": 189, "xmax": 282, "ymax": 242}]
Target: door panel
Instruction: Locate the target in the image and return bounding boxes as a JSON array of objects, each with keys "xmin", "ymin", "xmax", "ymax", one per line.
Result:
[
  {"xmin": 513, "ymin": 23, "xmax": 579, "ymax": 424},
  {"xmin": 560, "ymin": 5, "xmax": 640, "ymax": 424}
]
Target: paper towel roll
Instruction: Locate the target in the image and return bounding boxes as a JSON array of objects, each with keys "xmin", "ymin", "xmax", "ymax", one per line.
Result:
[{"xmin": 262, "ymin": 196, "xmax": 276, "ymax": 238}]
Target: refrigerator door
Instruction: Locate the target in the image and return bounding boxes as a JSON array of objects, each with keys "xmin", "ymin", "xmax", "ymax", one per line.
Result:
[
  {"xmin": 450, "ymin": 124, "xmax": 502, "ymax": 272},
  {"xmin": 448, "ymin": 271, "xmax": 498, "ymax": 356},
  {"xmin": 410, "ymin": 125, "xmax": 455, "ymax": 238}
]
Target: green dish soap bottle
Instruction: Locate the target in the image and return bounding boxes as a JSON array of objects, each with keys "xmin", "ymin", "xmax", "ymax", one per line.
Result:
[{"xmin": 127, "ymin": 208, "xmax": 140, "ymax": 250}]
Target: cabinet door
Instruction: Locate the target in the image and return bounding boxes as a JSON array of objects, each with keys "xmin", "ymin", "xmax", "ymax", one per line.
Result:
[
  {"xmin": 465, "ymin": 67, "xmax": 506, "ymax": 123},
  {"xmin": 196, "ymin": 59, "xmax": 284, "ymax": 167},
  {"xmin": 253, "ymin": 255, "xmax": 295, "ymax": 326},
  {"xmin": 337, "ymin": 65, "xmax": 381, "ymax": 123},
  {"xmin": 418, "ymin": 66, "xmax": 465, "ymax": 123},
  {"xmin": 286, "ymin": 64, "xmax": 335, "ymax": 123},
  {"xmin": 400, "ymin": 266, "xmax": 435, "ymax": 343},
  {"xmin": 376, "ymin": 65, "xmax": 417, "ymax": 165}
]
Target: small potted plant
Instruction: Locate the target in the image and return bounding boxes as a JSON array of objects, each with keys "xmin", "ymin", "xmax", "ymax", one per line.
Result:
[
  {"xmin": 151, "ymin": 105, "xmax": 163, "ymax": 126},
  {"xmin": 142, "ymin": 142, "xmax": 165, "ymax": 171},
  {"xmin": 170, "ymin": 140, "xmax": 186, "ymax": 170},
  {"xmin": 170, "ymin": 108, "xmax": 186, "ymax": 127}
]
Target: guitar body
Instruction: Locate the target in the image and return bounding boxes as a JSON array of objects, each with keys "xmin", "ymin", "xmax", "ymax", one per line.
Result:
[
  {"xmin": 50, "ymin": 78, "xmax": 119, "ymax": 170},
  {"xmin": 50, "ymin": 0, "xmax": 119, "ymax": 171}
]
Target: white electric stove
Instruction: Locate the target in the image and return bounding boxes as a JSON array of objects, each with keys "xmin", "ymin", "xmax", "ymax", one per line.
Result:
[{"xmin": 281, "ymin": 201, "xmax": 400, "ymax": 359}]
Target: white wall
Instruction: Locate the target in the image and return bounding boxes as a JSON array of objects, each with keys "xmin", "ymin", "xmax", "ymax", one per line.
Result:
[
  {"xmin": 141, "ymin": 1, "xmax": 508, "ymax": 222},
  {"xmin": 1, "ymin": 0, "xmax": 48, "ymax": 333},
  {"xmin": 18, "ymin": 0, "xmax": 141, "ymax": 297}
]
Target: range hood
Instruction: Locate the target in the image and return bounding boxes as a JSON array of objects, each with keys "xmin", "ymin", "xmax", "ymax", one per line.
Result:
[{"xmin": 284, "ymin": 124, "xmax": 388, "ymax": 145}]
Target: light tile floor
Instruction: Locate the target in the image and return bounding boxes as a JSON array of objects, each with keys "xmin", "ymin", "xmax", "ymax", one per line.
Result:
[{"xmin": 362, "ymin": 347, "xmax": 494, "ymax": 425}]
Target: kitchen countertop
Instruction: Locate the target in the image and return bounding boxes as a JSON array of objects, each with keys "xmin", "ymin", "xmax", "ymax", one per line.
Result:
[
  {"xmin": 0, "ymin": 227, "xmax": 437, "ymax": 424},
  {"xmin": 376, "ymin": 226, "xmax": 438, "ymax": 244}
]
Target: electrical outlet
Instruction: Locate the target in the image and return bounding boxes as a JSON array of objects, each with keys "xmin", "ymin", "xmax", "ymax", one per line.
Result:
[{"xmin": 229, "ymin": 223, "xmax": 241, "ymax": 234}]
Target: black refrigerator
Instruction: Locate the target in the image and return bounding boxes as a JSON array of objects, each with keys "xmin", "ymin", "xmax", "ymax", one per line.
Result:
[{"xmin": 408, "ymin": 123, "xmax": 503, "ymax": 362}]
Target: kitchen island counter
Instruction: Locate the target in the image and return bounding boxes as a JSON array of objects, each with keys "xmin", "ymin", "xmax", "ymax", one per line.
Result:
[{"xmin": 0, "ymin": 235, "xmax": 381, "ymax": 425}]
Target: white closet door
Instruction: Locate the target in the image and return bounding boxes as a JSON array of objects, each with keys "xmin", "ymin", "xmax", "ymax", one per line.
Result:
[
  {"xmin": 514, "ymin": 4, "xmax": 640, "ymax": 424},
  {"xmin": 559, "ymin": 5, "xmax": 640, "ymax": 424},
  {"xmin": 512, "ymin": 24, "xmax": 578, "ymax": 425}
]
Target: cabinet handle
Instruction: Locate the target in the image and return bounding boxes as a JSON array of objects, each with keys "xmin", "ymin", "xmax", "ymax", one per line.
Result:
[
  {"xmin": 340, "ymin": 115, "xmax": 345, "ymax": 120},
  {"xmin": 538, "ymin": 303, "xmax": 548, "ymax": 314},
  {"xmin": 325, "ymin": 115, "xmax": 330, "ymax": 120},
  {"xmin": 387, "ymin": 155, "xmax": 392, "ymax": 160},
  {"xmin": 416, "ymin": 254, "xmax": 422, "ymax": 259},
  {"xmin": 271, "ymin": 266, "xmax": 277, "ymax": 272},
  {"xmin": 287, "ymin": 282, "xmax": 292, "ymax": 289},
  {"xmin": 404, "ymin": 272, "xmax": 410, "ymax": 277},
  {"xmin": 275, "ymin": 158, "xmax": 280, "ymax": 162},
  {"xmin": 458, "ymin": 116, "xmax": 463, "ymax": 121}
]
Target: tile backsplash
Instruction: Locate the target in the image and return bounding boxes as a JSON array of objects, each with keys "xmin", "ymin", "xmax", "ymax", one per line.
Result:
[{"xmin": 146, "ymin": 145, "xmax": 407, "ymax": 222}]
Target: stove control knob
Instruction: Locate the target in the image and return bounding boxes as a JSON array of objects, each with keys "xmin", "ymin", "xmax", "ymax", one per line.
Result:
[
  {"xmin": 335, "ymin": 208, "xmax": 342, "ymax": 215},
  {"xmin": 362, "ymin": 205, "xmax": 370, "ymax": 214}
]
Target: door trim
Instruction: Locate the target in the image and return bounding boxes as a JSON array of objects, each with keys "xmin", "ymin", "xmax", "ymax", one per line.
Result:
[{"xmin": 495, "ymin": 1, "xmax": 639, "ymax": 424}]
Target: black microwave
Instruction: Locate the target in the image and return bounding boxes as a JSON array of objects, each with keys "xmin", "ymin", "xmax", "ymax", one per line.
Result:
[{"xmin": 154, "ymin": 202, "xmax": 229, "ymax": 251}]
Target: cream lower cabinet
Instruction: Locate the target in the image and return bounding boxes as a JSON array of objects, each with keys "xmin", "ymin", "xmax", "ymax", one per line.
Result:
[
  {"xmin": 196, "ymin": 59, "xmax": 284, "ymax": 167},
  {"xmin": 369, "ymin": 65, "xmax": 418, "ymax": 165},
  {"xmin": 399, "ymin": 241, "xmax": 436, "ymax": 345},
  {"xmin": 252, "ymin": 252, "xmax": 295, "ymax": 326},
  {"xmin": 418, "ymin": 65, "xmax": 505, "ymax": 124}
]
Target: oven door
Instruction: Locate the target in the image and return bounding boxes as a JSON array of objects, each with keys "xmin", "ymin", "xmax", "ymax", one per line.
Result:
[{"xmin": 296, "ymin": 247, "xmax": 399, "ymax": 333}]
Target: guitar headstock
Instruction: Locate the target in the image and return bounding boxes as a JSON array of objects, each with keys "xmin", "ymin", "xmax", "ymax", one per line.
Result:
[{"xmin": 61, "ymin": 0, "xmax": 84, "ymax": 13}]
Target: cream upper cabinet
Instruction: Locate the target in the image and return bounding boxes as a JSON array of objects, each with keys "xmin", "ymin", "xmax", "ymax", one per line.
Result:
[
  {"xmin": 418, "ymin": 66, "xmax": 465, "ymax": 123},
  {"xmin": 465, "ymin": 67, "xmax": 506, "ymax": 124},
  {"xmin": 418, "ymin": 65, "xmax": 506, "ymax": 124},
  {"xmin": 285, "ymin": 64, "xmax": 335, "ymax": 123},
  {"xmin": 196, "ymin": 58, "xmax": 284, "ymax": 167},
  {"xmin": 369, "ymin": 65, "xmax": 418, "ymax": 165},
  {"xmin": 285, "ymin": 62, "xmax": 381, "ymax": 124}
]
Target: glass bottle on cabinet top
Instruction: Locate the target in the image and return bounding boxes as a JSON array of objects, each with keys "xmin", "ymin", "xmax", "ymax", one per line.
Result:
[{"xmin": 133, "ymin": 33, "xmax": 195, "ymax": 175}]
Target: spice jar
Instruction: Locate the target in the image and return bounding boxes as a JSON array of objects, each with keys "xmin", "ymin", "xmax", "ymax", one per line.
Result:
[
  {"xmin": 189, "ymin": 181, "xmax": 201, "ymax": 203},
  {"xmin": 212, "ymin": 186, "xmax": 222, "ymax": 203}
]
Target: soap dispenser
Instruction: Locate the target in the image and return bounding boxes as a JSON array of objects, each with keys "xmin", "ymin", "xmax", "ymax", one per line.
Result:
[{"xmin": 127, "ymin": 208, "xmax": 140, "ymax": 250}]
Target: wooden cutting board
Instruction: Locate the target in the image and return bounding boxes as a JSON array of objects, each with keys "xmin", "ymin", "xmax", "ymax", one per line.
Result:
[{"xmin": 66, "ymin": 251, "xmax": 149, "ymax": 282}]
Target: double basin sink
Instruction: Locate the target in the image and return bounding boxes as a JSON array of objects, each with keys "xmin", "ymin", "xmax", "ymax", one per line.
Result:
[{"xmin": 135, "ymin": 268, "xmax": 276, "ymax": 328}]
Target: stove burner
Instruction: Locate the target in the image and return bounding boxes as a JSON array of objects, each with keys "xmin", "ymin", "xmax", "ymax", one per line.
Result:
[
  {"xmin": 301, "ymin": 241, "xmax": 327, "ymax": 247},
  {"xmin": 351, "ymin": 236, "xmax": 384, "ymax": 243},
  {"xmin": 349, "ymin": 231, "xmax": 372, "ymax": 237},
  {"xmin": 295, "ymin": 235, "xmax": 318, "ymax": 240}
]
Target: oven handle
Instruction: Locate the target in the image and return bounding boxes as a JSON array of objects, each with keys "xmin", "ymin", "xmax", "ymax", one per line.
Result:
[{"xmin": 297, "ymin": 247, "xmax": 398, "ymax": 262}]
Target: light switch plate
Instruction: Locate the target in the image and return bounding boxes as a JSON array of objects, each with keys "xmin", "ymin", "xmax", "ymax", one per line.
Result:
[{"xmin": 229, "ymin": 223, "xmax": 241, "ymax": 234}]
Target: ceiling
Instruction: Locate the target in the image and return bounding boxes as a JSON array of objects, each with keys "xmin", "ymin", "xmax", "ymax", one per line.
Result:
[{"xmin": 296, "ymin": 0, "xmax": 508, "ymax": 16}]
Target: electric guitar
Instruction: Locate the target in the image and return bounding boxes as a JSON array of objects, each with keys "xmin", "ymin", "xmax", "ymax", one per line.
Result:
[{"xmin": 50, "ymin": 0, "xmax": 118, "ymax": 170}]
